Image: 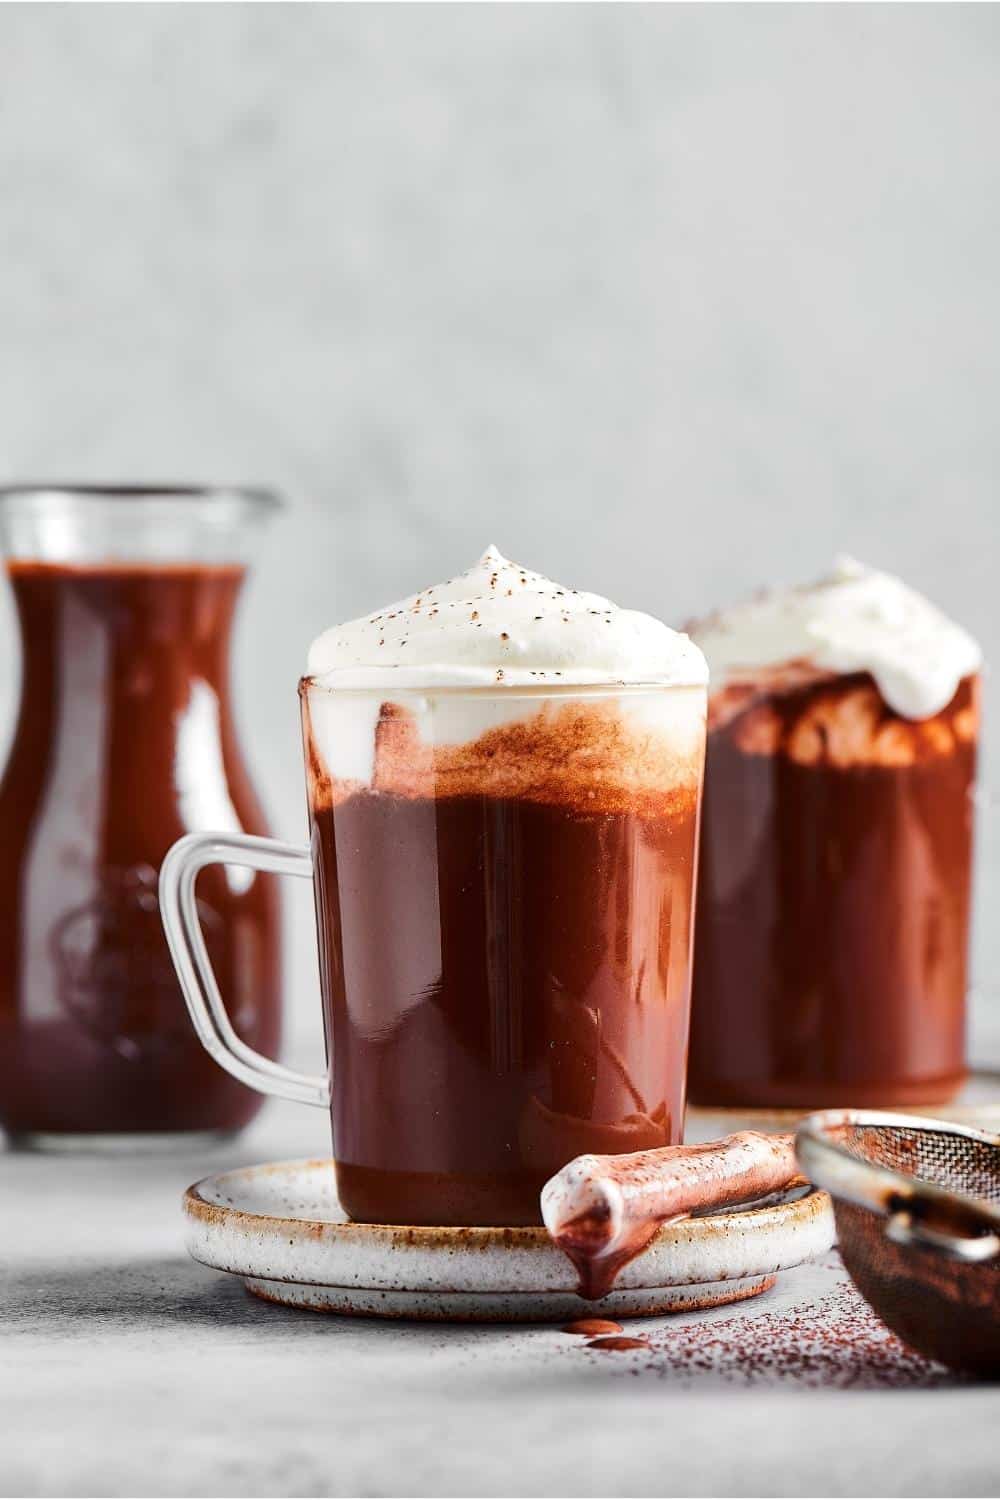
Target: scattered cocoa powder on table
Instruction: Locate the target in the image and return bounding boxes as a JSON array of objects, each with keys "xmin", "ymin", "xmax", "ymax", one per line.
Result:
[
  {"xmin": 588, "ymin": 1336, "xmax": 651, "ymax": 1353},
  {"xmin": 566, "ymin": 1281, "xmax": 958, "ymax": 1390}
]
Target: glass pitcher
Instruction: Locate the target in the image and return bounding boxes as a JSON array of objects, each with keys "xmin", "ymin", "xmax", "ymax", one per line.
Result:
[{"xmin": 0, "ymin": 485, "xmax": 283, "ymax": 1149}]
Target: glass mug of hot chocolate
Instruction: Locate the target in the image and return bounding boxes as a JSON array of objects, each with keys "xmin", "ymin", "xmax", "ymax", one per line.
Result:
[
  {"xmin": 687, "ymin": 558, "xmax": 981, "ymax": 1110},
  {"xmin": 162, "ymin": 548, "xmax": 708, "ymax": 1226}
]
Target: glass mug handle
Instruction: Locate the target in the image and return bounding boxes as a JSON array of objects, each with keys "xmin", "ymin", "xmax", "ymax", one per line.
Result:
[{"xmin": 159, "ymin": 832, "xmax": 330, "ymax": 1108}]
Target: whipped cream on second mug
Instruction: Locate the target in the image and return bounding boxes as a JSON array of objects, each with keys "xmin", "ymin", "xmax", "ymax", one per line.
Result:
[
  {"xmin": 691, "ymin": 556, "xmax": 981, "ymax": 720},
  {"xmin": 305, "ymin": 546, "xmax": 707, "ymax": 788}
]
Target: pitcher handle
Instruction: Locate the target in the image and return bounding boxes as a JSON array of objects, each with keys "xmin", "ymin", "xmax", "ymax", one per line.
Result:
[{"xmin": 159, "ymin": 831, "xmax": 330, "ymax": 1107}]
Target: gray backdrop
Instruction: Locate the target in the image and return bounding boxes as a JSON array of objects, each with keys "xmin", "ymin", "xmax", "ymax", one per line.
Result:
[{"xmin": 0, "ymin": 3, "xmax": 997, "ymax": 1059}]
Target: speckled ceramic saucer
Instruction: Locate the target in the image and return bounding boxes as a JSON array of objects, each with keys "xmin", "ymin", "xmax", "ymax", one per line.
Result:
[{"xmin": 183, "ymin": 1159, "xmax": 835, "ymax": 1322}]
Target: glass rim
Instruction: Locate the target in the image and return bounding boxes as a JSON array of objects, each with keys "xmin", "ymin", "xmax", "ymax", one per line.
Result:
[
  {"xmin": 0, "ymin": 483, "xmax": 283, "ymax": 513},
  {"xmin": 298, "ymin": 673, "xmax": 706, "ymax": 699}
]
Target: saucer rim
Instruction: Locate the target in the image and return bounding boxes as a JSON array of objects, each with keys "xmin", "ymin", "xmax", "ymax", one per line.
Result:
[{"xmin": 183, "ymin": 1156, "xmax": 835, "ymax": 1295}]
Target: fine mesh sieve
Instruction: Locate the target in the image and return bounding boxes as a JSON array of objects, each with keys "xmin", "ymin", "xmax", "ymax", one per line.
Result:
[{"xmin": 796, "ymin": 1110, "xmax": 1000, "ymax": 1376}]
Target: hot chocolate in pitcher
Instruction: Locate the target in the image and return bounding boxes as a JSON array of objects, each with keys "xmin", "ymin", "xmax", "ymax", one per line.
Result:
[{"xmin": 0, "ymin": 485, "xmax": 283, "ymax": 1147}]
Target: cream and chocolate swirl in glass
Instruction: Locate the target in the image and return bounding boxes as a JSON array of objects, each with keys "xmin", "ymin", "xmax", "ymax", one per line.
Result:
[
  {"xmin": 688, "ymin": 558, "xmax": 981, "ymax": 1109},
  {"xmin": 302, "ymin": 548, "xmax": 707, "ymax": 1225}
]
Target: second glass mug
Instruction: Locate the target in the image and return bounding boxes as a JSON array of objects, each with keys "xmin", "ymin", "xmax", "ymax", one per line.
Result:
[{"xmin": 161, "ymin": 676, "xmax": 707, "ymax": 1227}]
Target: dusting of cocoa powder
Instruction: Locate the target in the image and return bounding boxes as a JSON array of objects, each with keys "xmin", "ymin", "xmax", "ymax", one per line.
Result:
[
  {"xmin": 307, "ymin": 692, "xmax": 705, "ymax": 818},
  {"xmin": 588, "ymin": 1336, "xmax": 651, "ymax": 1352},
  {"xmin": 563, "ymin": 1279, "xmax": 957, "ymax": 1389}
]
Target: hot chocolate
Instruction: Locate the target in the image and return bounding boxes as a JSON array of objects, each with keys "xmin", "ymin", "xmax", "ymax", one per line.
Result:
[
  {"xmin": 0, "ymin": 558, "xmax": 280, "ymax": 1140},
  {"xmin": 688, "ymin": 559, "xmax": 981, "ymax": 1108},
  {"xmin": 302, "ymin": 547, "xmax": 707, "ymax": 1225}
]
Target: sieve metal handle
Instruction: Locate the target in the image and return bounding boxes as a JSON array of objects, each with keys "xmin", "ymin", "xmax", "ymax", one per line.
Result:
[{"xmin": 886, "ymin": 1208, "xmax": 1000, "ymax": 1264}]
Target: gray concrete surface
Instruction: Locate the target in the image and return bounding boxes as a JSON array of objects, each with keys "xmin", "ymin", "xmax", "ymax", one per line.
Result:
[{"xmin": 3, "ymin": 1099, "xmax": 999, "ymax": 1499}]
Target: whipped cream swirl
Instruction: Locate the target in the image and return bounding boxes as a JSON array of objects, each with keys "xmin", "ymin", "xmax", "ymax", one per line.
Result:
[
  {"xmin": 308, "ymin": 545, "xmax": 707, "ymax": 689},
  {"xmin": 690, "ymin": 557, "xmax": 982, "ymax": 720}
]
